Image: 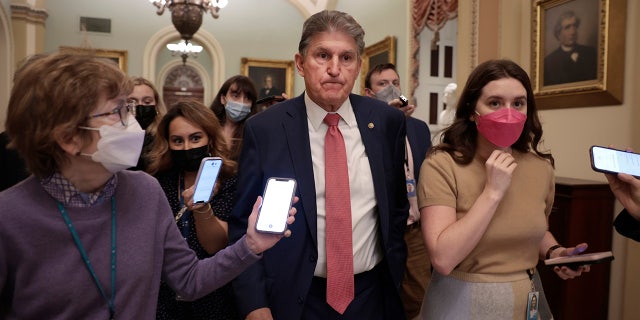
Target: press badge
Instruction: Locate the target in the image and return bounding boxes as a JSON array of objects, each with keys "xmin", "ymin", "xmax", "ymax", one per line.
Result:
[
  {"xmin": 406, "ymin": 178, "xmax": 417, "ymax": 197},
  {"xmin": 526, "ymin": 291, "xmax": 539, "ymax": 320}
]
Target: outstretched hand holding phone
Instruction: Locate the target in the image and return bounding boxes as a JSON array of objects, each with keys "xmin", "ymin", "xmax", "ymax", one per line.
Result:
[
  {"xmin": 594, "ymin": 146, "xmax": 640, "ymax": 221},
  {"xmin": 246, "ymin": 195, "xmax": 299, "ymax": 254}
]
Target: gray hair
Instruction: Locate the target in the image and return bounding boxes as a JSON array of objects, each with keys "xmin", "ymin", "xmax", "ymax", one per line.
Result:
[
  {"xmin": 298, "ymin": 10, "xmax": 365, "ymax": 57},
  {"xmin": 554, "ymin": 10, "xmax": 581, "ymax": 40}
]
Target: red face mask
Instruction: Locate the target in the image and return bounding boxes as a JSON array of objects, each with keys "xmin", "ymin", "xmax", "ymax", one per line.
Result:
[{"xmin": 475, "ymin": 108, "xmax": 527, "ymax": 148}]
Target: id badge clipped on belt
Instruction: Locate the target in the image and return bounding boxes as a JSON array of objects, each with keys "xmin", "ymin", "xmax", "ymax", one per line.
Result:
[{"xmin": 406, "ymin": 178, "xmax": 417, "ymax": 197}]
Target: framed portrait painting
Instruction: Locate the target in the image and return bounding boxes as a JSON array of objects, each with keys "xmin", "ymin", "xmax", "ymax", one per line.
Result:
[
  {"xmin": 241, "ymin": 58, "xmax": 294, "ymax": 99},
  {"xmin": 531, "ymin": 0, "xmax": 627, "ymax": 109},
  {"xmin": 359, "ymin": 36, "xmax": 396, "ymax": 95},
  {"xmin": 59, "ymin": 46, "xmax": 128, "ymax": 74}
]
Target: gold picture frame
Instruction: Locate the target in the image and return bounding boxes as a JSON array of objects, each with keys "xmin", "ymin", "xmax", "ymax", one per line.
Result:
[
  {"xmin": 241, "ymin": 58, "xmax": 294, "ymax": 98},
  {"xmin": 59, "ymin": 46, "xmax": 128, "ymax": 74},
  {"xmin": 531, "ymin": 0, "xmax": 626, "ymax": 109},
  {"xmin": 359, "ymin": 36, "xmax": 397, "ymax": 94}
]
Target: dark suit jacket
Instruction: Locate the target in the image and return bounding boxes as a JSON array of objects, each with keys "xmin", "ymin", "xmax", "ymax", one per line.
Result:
[
  {"xmin": 228, "ymin": 94, "xmax": 409, "ymax": 319},
  {"xmin": 406, "ymin": 117, "xmax": 431, "ymax": 181},
  {"xmin": 543, "ymin": 44, "xmax": 598, "ymax": 86},
  {"xmin": 614, "ymin": 209, "xmax": 640, "ymax": 242}
]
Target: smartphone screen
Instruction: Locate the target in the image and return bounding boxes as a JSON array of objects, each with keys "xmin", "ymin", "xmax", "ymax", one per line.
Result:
[
  {"xmin": 256, "ymin": 177, "xmax": 297, "ymax": 234},
  {"xmin": 193, "ymin": 157, "xmax": 223, "ymax": 203},
  {"xmin": 590, "ymin": 146, "xmax": 640, "ymax": 178}
]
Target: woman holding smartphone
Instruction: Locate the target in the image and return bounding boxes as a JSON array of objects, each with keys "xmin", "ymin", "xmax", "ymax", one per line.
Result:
[
  {"xmin": 0, "ymin": 53, "xmax": 295, "ymax": 319},
  {"xmin": 146, "ymin": 100, "xmax": 240, "ymax": 320},
  {"xmin": 417, "ymin": 60, "xmax": 589, "ymax": 319}
]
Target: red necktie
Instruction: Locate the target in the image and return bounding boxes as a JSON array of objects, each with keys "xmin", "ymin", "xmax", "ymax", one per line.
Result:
[{"xmin": 323, "ymin": 113, "xmax": 354, "ymax": 314}]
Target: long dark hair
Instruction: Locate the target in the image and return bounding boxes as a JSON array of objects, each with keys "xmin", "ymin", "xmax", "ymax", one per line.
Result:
[
  {"xmin": 209, "ymin": 75, "xmax": 258, "ymax": 161},
  {"xmin": 432, "ymin": 59, "xmax": 554, "ymax": 166}
]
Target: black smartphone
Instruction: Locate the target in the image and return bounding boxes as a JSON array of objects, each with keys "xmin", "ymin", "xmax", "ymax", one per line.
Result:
[
  {"xmin": 256, "ymin": 95, "xmax": 285, "ymax": 105},
  {"xmin": 590, "ymin": 145, "xmax": 640, "ymax": 178},
  {"xmin": 193, "ymin": 157, "xmax": 223, "ymax": 204},
  {"xmin": 544, "ymin": 251, "xmax": 614, "ymax": 270},
  {"xmin": 399, "ymin": 95, "xmax": 409, "ymax": 106},
  {"xmin": 255, "ymin": 177, "xmax": 297, "ymax": 234}
]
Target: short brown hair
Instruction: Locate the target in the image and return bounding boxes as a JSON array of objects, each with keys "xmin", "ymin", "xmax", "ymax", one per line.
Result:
[
  {"xmin": 364, "ymin": 63, "xmax": 398, "ymax": 89},
  {"xmin": 6, "ymin": 52, "xmax": 132, "ymax": 178}
]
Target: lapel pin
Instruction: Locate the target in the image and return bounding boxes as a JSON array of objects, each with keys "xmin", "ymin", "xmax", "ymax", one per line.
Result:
[{"xmin": 368, "ymin": 123, "xmax": 374, "ymax": 129}]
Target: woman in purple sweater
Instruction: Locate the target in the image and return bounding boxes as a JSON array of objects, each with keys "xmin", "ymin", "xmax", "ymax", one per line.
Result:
[{"xmin": 0, "ymin": 52, "xmax": 296, "ymax": 319}]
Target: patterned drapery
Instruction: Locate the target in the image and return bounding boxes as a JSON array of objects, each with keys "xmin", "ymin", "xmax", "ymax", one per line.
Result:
[{"xmin": 410, "ymin": 0, "xmax": 458, "ymax": 100}]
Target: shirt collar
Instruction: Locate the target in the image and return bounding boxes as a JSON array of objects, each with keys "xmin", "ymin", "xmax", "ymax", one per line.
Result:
[
  {"xmin": 41, "ymin": 172, "xmax": 117, "ymax": 207},
  {"xmin": 304, "ymin": 92, "xmax": 356, "ymax": 131}
]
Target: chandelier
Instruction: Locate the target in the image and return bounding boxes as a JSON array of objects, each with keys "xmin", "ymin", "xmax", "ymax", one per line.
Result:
[
  {"xmin": 167, "ymin": 40, "xmax": 203, "ymax": 65},
  {"xmin": 149, "ymin": 0, "xmax": 228, "ymax": 62}
]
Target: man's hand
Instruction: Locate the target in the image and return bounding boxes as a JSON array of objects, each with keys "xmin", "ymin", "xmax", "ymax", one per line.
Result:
[{"xmin": 388, "ymin": 98, "xmax": 415, "ymax": 117}]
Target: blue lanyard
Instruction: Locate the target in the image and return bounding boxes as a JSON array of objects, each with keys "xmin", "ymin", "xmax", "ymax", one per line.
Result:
[
  {"xmin": 57, "ymin": 197, "xmax": 116, "ymax": 319},
  {"xmin": 178, "ymin": 174, "xmax": 192, "ymax": 239}
]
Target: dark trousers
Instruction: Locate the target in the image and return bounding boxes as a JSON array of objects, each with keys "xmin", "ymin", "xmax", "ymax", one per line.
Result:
[
  {"xmin": 402, "ymin": 224, "xmax": 431, "ymax": 319},
  {"xmin": 302, "ymin": 262, "xmax": 405, "ymax": 320}
]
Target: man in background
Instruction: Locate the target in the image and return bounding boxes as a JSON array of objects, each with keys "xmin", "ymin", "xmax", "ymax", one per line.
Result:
[
  {"xmin": 229, "ymin": 10, "xmax": 408, "ymax": 320},
  {"xmin": 365, "ymin": 63, "xmax": 431, "ymax": 320},
  {"xmin": 544, "ymin": 10, "xmax": 598, "ymax": 86},
  {"xmin": 258, "ymin": 74, "xmax": 282, "ymax": 99}
]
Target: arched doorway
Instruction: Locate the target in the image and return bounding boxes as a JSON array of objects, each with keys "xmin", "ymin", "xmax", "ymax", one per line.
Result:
[{"xmin": 162, "ymin": 64, "xmax": 205, "ymax": 108}]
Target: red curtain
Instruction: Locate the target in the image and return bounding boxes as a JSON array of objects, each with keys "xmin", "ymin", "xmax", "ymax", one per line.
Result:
[{"xmin": 410, "ymin": 0, "xmax": 458, "ymax": 100}]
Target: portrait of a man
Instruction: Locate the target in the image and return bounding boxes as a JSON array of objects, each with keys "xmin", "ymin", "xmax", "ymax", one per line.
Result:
[{"xmin": 543, "ymin": 4, "xmax": 598, "ymax": 86}]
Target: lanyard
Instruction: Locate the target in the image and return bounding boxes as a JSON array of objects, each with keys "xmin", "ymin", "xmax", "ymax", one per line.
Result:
[
  {"xmin": 177, "ymin": 174, "xmax": 192, "ymax": 239},
  {"xmin": 57, "ymin": 197, "xmax": 116, "ymax": 319}
]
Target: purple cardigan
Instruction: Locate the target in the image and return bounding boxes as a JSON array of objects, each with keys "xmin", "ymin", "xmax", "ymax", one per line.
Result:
[{"xmin": 0, "ymin": 171, "xmax": 259, "ymax": 319}]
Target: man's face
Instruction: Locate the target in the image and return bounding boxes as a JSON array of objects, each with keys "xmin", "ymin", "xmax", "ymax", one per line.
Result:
[
  {"xmin": 365, "ymin": 68, "xmax": 401, "ymax": 97},
  {"xmin": 294, "ymin": 31, "xmax": 361, "ymax": 111},
  {"xmin": 559, "ymin": 16, "xmax": 579, "ymax": 47},
  {"xmin": 264, "ymin": 76, "xmax": 273, "ymax": 89}
]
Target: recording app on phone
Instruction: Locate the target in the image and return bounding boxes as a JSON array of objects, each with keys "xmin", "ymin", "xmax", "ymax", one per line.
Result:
[
  {"xmin": 193, "ymin": 158, "xmax": 222, "ymax": 203},
  {"xmin": 591, "ymin": 146, "xmax": 640, "ymax": 177},
  {"xmin": 256, "ymin": 178, "xmax": 297, "ymax": 234}
]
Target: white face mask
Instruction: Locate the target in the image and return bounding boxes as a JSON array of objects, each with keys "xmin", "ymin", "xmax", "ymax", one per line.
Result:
[
  {"xmin": 79, "ymin": 114, "xmax": 146, "ymax": 173},
  {"xmin": 375, "ymin": 84, "xmax": 402, "ymax": 103}
]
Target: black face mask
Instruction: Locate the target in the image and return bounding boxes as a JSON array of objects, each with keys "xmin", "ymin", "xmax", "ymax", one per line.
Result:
[
  {"xmin": 171, "ymin": 145, "xmax": 210, "ymax": 172},
  {"xmin": 134, "ymin": 105, "xmax": 157, "ymax": 130}
]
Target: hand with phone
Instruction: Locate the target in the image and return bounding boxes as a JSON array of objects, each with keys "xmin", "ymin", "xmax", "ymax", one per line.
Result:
[
  {"xmin": 599, "ymin": 147, "xmax": 640, "ymax": 221},
  {"xmin": 388, "ymin": 95, "xmax": 415, "ymax": 118},
  {"xmin": 181, "ymin": 157, "xmax": 223, "ymax": 212},
  {"xmin": 245, "ymin": 194, "xmax": 299, "ymax": 254},
  {"xmin": 545, "ymin": 243, "xmax": 591, "ymax": 279}
]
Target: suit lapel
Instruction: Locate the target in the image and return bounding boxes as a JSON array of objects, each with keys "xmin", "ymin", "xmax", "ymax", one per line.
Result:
[
  {"xmin": 351, "ymin": 96, "xmax": 390, "ymax": 239},
  {"xmin": 282, "ymin": 98, "xmax": 319, "ymax": 246}
]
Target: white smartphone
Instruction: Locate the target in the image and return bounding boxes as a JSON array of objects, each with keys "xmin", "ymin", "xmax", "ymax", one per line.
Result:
[
  {"xmin": 193, "ymin": 157, "xmax": 223, "ymax": 204},
  {"xmin": 255, "ymin": 177, "xmax": 297, "ymax": 234},
  {"xmin": 590, "ymin": 145, "xmax": 640, "ymax": 178}
]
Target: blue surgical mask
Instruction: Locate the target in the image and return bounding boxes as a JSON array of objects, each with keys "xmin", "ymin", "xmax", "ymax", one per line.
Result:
[{"xmin": 225, "ymin": 101, "xmax": 252, "ymax": 122}]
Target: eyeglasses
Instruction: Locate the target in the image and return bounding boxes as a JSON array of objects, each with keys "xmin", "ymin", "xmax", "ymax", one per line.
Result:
[{"xmin": 86, "ymin": 101, "xmax": 134, "ymax": 126}]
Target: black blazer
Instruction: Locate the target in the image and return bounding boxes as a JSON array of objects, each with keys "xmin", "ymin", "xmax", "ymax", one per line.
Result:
[
  {"xmin": 405, "ymin": 117, "xmax": 431, "ymax": 182},
  {"xmin": 614, "ymin": 209, "xmax": 640, "ymax": 242},
  {"xmin": 228, "ymin": 93, "xmax": 409, "ymax": 319}
]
